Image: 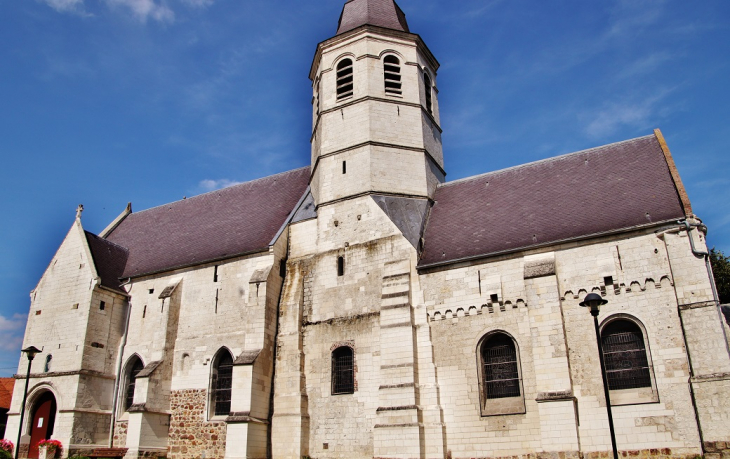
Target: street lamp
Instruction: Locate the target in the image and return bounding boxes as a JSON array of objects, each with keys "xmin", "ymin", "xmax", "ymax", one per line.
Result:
[
  {"xmin": 15, "ymin": 346, "xmax": 41, "ymax": 459},
  {"xmin": 580, "ymin": 293, "xmax": 618, "ymax": 459}
]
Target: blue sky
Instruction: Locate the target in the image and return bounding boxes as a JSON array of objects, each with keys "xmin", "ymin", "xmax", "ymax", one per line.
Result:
[{"xmin": 0, "ymin": 0, "xmax": 728, "ymax": 376}]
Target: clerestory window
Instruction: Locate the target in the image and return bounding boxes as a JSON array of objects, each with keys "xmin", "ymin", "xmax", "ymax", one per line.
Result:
[
  {"xmin": 336, "ymin": 59, "xmax": 354, "ymax": 101},
  {"xmin": 384, "ymin": 55, "xmax": 402, "ymax": 95}
]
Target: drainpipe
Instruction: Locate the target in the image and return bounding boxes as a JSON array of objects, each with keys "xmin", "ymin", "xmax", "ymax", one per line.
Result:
[
  {"xmin": 679, "ymin": 220, "xmax": 730, "ymax": 358},
  {"xmin": 109, "ymin": 279, "xmax": 133, "ymax": 447}
]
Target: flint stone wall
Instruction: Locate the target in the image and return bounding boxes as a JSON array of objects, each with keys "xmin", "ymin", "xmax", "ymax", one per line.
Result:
[{"xmin": 168, "ymin": 389, "xmax": 226, "ymax": 459}]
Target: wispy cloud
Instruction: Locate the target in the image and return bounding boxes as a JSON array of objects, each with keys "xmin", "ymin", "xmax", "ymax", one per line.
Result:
[
  {"xmin": 41, "ymin": 0, "xmax": 86, "ymax": 14},
  {"xmin": 199, "ymin": 179, "xmax": 242, "ymax": 192},
  {"xmin": 0, "ymin": 313, "xmax": 26, "ymax": 353},
  {"xmin": 179, "ymin": 0, "xmax": 213, "ymax": 7},
  {"xmin": 105, "ymin": 0, "xmax": 175, "ymax": 23},
  {"xmin": 583, "ymin": 88, "xmax": 675, "ymax": 138}
]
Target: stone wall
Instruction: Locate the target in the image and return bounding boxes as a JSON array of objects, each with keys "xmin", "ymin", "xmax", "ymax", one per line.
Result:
[
  {"xmin": 113, "ymin": 420, "xmax": 128, "ymax": 448},
  {"xmin": 168, "ymin": 389, "xmax": 226, "ymax": 459}
]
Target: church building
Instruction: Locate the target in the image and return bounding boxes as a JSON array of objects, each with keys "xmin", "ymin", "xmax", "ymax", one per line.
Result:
[{"xmin": 6, "ymin": 1, "xmax": 730, "ymax": 458}]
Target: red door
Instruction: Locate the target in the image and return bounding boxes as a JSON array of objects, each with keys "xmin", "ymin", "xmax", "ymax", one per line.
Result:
[{"xmin": 28, "ymin": 392, "xmax": 56, "ymax": 459}]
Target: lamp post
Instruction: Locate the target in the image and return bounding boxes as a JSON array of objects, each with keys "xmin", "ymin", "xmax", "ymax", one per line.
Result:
[
  {"xmin": 580, "ymin": 293, "xmax": 618, "ymax": 459},
  {"xmin": 15, "ymin": 346, "xmax": 41, "ymax": 459}
]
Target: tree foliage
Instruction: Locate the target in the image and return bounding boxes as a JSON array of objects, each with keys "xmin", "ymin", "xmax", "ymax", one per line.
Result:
[{"xmin": 710, "ymin": 247, "xmax": 730, "ymax": 305}]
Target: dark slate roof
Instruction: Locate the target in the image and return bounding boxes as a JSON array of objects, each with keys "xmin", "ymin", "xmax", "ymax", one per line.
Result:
[
  {"xmin": 419, "ymin": 135, "xmax": 687, "ymax": 268},
  {"xmin": 85, "ymin": 231, "xmax": 129, "ymax": 293},
  {"xmin": 105, "ymin": 167, "xmax": 310, "ymax": 278},
  {"xmin": 0, "ymin": 377, "xmax": 14, "ymax": 410},
  {"xmin": 336, "ymin": 0, "xmax": 409, "ymax": 35}
]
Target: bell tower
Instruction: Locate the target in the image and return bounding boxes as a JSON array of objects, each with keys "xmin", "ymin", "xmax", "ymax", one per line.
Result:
[{"xmin": 309, "ymin": 0, "xmax": 444, "ymax": 207}]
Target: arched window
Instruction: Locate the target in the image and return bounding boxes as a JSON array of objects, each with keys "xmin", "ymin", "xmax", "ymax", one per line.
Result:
[
  {"xmin": 44, "ymin": 355, "xmax": 52, "ymax": 373},
  {"xmin": 384, "ymin": 55, "xmax": 402, "ymax": 95},
  {"xmin": 211, "ymin": 349, "xmax": 233, "ymax": 417},
  {"xmin": 331, "ymin": 346, "xmax": 354, "ymax": 395},
  {"xmin": 481, "ymin": 333, "xmax": 520, "ymax": 399},
  {"xmin": 124, "ymin": 357, "xmax": 144, "ymax": 411},
  {"xmin": 423, "ymin": 72, "xmax": 433, "ymax": 114},
  {"xmin": 601, "ymin": 320, "xmax": 652, "ymax": 390},
  {"xmin": 336, "ymin": 59, "xmax": 354, "ymax": 101}
]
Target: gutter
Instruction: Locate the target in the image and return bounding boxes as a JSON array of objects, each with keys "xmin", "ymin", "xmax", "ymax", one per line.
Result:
[{"xmin": 108, "ymin": 278, "xmax": 133, "ymax": 447}]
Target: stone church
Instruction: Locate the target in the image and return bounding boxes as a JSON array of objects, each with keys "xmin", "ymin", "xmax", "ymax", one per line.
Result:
[{"xmin": 6, "ymin": 1, "xmax": 730, "ymax": 458}]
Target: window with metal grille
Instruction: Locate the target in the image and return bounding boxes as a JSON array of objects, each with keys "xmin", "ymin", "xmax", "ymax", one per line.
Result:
[
  {"xmin": 336, "ymin": 59, "xmax": 354, "ymax": 101},
  {"xmin": 601, "ymin": 320, "xmax": 652, "ymax": 390},
  {"xmin": 332, "ymin": 346, "xmax": 354, "ymax": 395},
  {"xmin": 124, "ymin": 357, "xmax": 144, "ymax": 411},
  {"xmin": 384, "ymin": 55, "xmax": 402, "ymax": 95},
  {"xmin": 211, "ymin": 351, "xmax": 233, "ymax": 416},
  {"xmin": 423, "ymin": 72, "xmax": 433, "ymax": 114},
  {"xmin": 481, "ymin": 334, "xmax": 521, "ymax": 399}
]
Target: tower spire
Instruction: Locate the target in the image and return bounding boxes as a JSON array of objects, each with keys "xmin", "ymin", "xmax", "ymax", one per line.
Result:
[{"xmin": 336, "ymin": 0, "xmax": 409, "ymax": 35}]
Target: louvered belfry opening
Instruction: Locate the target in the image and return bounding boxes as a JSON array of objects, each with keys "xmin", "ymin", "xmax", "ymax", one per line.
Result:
[
  {"xmin": 332, "ymin": 346, "xmax": 355, "ymax": 394},
  {"xmin": 423, "ymin": 72, "xmax": 433, "ymax": 114},
  {"xmin": 125, "ymin": 357, "xmax": 145, "ymax": 411},
  {"xmin": 384, "ymin": 55, "xmax": 402, "ymax": 95},
  {"xmin": 336, "ymin": 59, "xmax": 354, "ymax": 100},
  {"xmin": 482, "ymin": 334, "xmax": 521, "ymax": 399},
  {"xmin": 601, "ymin": 320, "xmax": 652, "ymax": 390},
  {"xmin": 212, "ymin": 351, "xmax": 233, "ymax": 416}
]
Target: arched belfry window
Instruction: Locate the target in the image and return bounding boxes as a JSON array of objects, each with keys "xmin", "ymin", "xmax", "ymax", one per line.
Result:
[
  {"xmin": 124, "ymin": 356, "xmax": 144, "ymax": 411},
  {"xmin": 331, "ymin": 346, "xmax": 354, "ymax": 395},
  {"xmin": 336, "ymin": 59, "xmax": 354, "ymax": 101},
  {"xmin": 601, "ymin": 320, "xmax": 652, "ymax": 390},
  {"xmin": 210, "ymin": 349, "xmax": 233, "ymax": 417},
  {"xmin": 384, "ymin": 55, "xmax": 402, "ymax": 95},
  {"xmin": 423, "ymin": 72, "xmax": 433, "ymax": 114}
]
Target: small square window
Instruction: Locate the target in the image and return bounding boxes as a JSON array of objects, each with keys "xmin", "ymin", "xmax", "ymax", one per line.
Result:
[{"xmin": 100, "ymin": 301, "xmax": 106, "ymax": 311}]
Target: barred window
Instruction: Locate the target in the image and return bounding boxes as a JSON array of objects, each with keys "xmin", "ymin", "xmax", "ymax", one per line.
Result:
[
  {"xmin": 124, "ymin": 357, "xmax": 144, "ymax": 411},
  {"xmin": 384, "ymin": 55, "xmax": 402, "ymax": 95},
  {"xmin": 481, "ymin": 334, "xmax": 521, "ymax": 399},
  {"xmin": 332, "ymin": 346, "xmax": 354, "ymax": 395},
  {"xmin": 423, "ymin": 72, "xmax": 433, "ymax": 114},
  {"xmin": 211, "ymin": 350, "xmax": 233, "ymax": 417},
  {"xmin": 336, "ymin": 59, "xmax": 354, "ymax": 101},
  {"xmin": 601, "ymin": 320, "xmax": 652, "ymax": 390}
]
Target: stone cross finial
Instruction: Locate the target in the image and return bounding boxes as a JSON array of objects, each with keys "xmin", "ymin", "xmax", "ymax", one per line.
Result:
[{"xmin": 76, "ymin": 204, "xmax": 84, "ymax": 219}]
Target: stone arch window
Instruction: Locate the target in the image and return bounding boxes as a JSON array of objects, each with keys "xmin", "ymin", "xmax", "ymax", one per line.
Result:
[
  {"xmin": 383, "ymin": 55, "xmax": 402, "ymax": 95},
  {"xmin": 336, "ymin": 58, "xmax": 354, "ymax": 101},
  {"xmin": 477, "ymin": 332, "xmax": 525, "ymax": 416},
  {"xmin": 602, "ymin": 320, "xmax": 651, "ymax": 389},
  {"xmin": 124, "ymin": 356, "xmax": 144, "ymax": 411},
  {"xmin": 44, "ymin": 354, "xmax": 52, "ymax": 373},
  {"xmin": 331, "ymin": 346, "xmax": 355, "ymax": 395},
  {"xmin": 210, "ymin": 349, "xmax": 233, "ymax": 417},
  {"xmin": 423, "ymin": 72, "xmax": 433, "ymax": 114}
]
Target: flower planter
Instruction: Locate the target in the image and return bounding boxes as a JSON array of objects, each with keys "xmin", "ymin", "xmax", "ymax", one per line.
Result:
[{"xmin": 38, "ymin": 445, "xmax": 56, "ymax": 459}]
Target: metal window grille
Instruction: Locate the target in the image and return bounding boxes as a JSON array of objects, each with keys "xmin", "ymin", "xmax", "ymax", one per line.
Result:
[
  {"xmin": 384, "ymin": 55, "xmax": 402, "ymax": 95},
  {"xmin": 213, "ymin": 353, "xmax": 233, "ymax": 416},
  {"xmin": 602, "ymin": 321, "xmax": 652, "ymax": 390},
  {"xmin": 336, "ymin": 59, "xmax": 354, "ymax": 100},
  {"xmin": 423, "ymin": 73, "xmax": 433, "ymax": 114},
  {"xmin": 125, "ymin": 359, "xmax": 144, "ymax": 411},
  {"xmin": 332, "ymin": 347, "xmax": 354, "ymax": 395},
  {"xmin": 482, "ymin": 335, "xmax": 521, "ymax": 399}
]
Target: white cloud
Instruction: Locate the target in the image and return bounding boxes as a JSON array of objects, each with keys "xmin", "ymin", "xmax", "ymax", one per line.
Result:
[
  {"xmin": 0, "ymin": 314, "xmax": 25, "ymax": 354},
  {"xmin": 41, "ymin": 0, "xmax": 85, "ymax": 13},
  {"xmin": 583, "ymin": 88, "xmax": 675, "ymax": 139},
  {"xmin": 199, "ymin": 179, "xmax": 242, "ymax": 191},
  {"xmin": 105, "ymin": 0, "xmax": 175, "ymax": 23},
  {"xmin": 179, "ymin": 0, "xmax": 214, "ymax": 7},
  {"xmin": 0, "ymin": 313, "xmax": 25, "ymax": 332}
]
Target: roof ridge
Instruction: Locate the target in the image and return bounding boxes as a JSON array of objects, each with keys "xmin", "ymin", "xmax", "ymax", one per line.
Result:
[
  {"xmin": 440, "ymin": 134, "xmax": 656, "ymax": 188},
  {"xmin": 130, "ymin": 166, "xmax": 310, "ymax": 217}
]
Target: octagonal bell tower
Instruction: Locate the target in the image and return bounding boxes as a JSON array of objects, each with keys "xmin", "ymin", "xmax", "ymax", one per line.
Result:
[{"xmin": 309, "ymin": 0, "xmax": 444, "ymax": 207}]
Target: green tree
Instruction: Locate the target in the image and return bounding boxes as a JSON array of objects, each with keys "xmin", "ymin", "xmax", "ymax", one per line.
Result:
[{"xmin": 710, "ymin": 247, "xmax": 730, "ymax": 304}]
